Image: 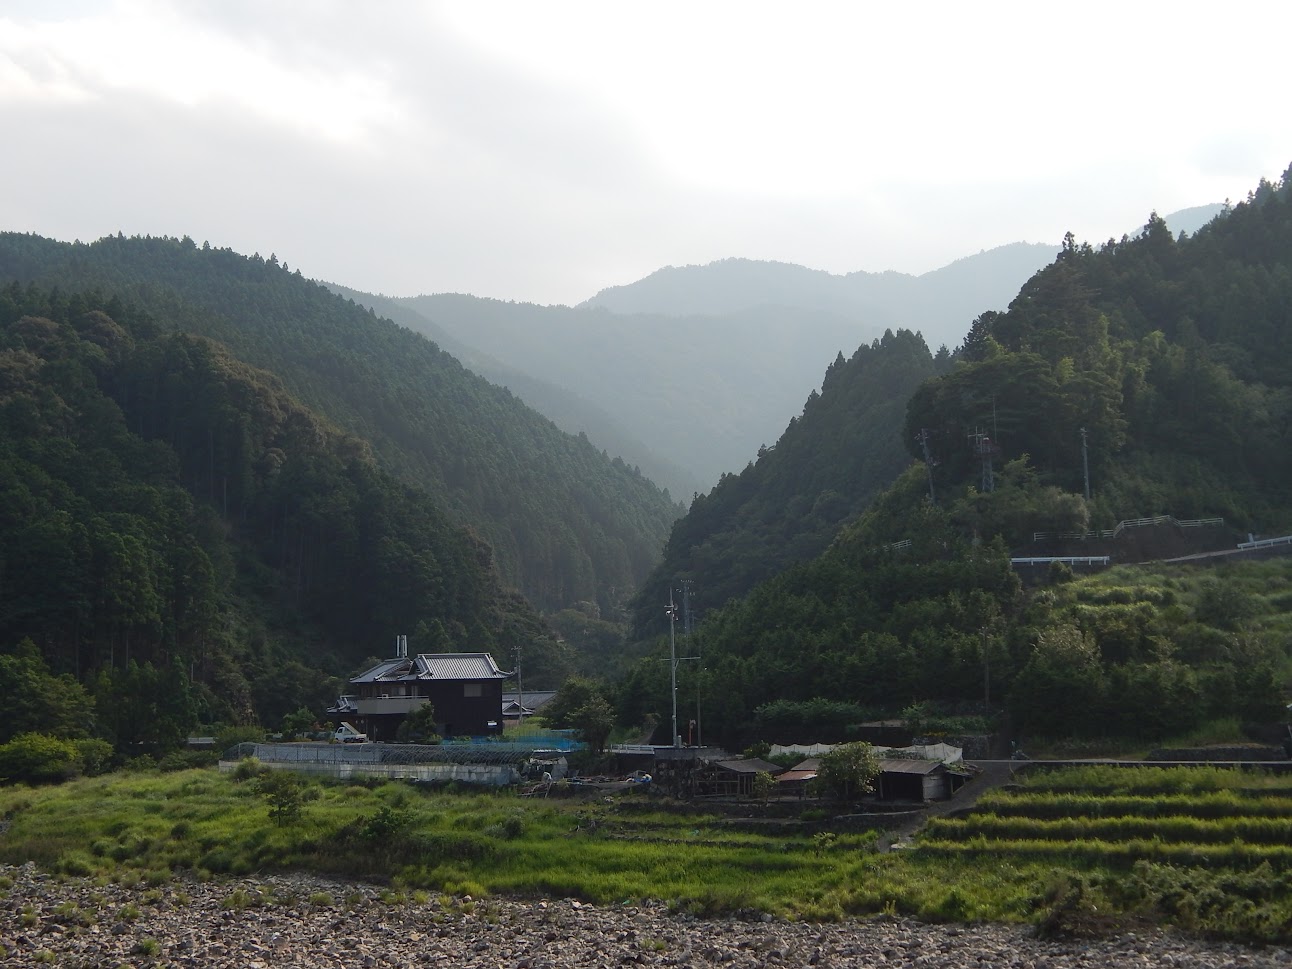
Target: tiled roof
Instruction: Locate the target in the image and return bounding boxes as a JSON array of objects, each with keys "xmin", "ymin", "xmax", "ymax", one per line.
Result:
[
  {"xmin": 414, "ymin": 652, "xmax": 509, "ymax": 680},
  {"xmin": 349, "ymin": 659, "xmax": 414, "ymax": 684},
  {"xmin": 349, "ymin": 652, "xmax": 510, "ymax": 685}
]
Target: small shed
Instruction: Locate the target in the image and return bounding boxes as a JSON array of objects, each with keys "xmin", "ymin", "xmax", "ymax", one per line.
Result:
[
  {"xmin": 708, "ymin": 757, "xmax": 786, "ymax": 796},
  {"xmin": 875, "ymin": 758, "xmax": 960, "ymax": 802},
  {"xmin": 775, "ymin": 757, "xmax": 819, "ymax": 796}
]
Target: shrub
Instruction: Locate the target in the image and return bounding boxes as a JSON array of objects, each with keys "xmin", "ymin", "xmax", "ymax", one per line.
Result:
[
  {"xmin": 256, "ymin": 769, "xmax": 318, "ymax": 825},
  {"xmin": 0, "ymin": 733, "xmax": 82, "ymax": 783},
  {"xmin": 73, "ymin": 738, "xmax": 115, "ymax": 776}
]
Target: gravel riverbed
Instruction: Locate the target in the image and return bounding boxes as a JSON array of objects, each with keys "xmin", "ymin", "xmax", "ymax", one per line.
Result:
[{"xmin": 1, "ymin": 864, "xmax": 1287, "ymax": 968}]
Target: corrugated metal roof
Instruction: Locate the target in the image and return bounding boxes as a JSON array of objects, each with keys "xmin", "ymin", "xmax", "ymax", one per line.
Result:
[
  {"xmin": 879, "ymin": 758, "xmax": 945, "ymax": 775},
  {"xmin": 715, "ymin": 758, "xmax": 785, "ymax": 775},
  {"xmin": 777, "ymin": 769, "xmax": 818, "ymax": 783}
]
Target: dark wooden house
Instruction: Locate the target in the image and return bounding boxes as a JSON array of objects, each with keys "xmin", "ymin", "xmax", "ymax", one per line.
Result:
[{"xmin": 340, "ymin": 652, "xmax": 510, "ymax": 741}]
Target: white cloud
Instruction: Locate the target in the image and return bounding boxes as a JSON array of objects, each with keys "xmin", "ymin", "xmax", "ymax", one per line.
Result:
[{"xmin": 1, "ymin": 0, "xmax": 1290, "ymax": 304}]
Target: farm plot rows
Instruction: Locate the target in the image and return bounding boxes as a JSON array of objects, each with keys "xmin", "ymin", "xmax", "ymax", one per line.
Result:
[{"xmin": 914, "ymin": 765, "xmax": 1292, "ymax": 941}]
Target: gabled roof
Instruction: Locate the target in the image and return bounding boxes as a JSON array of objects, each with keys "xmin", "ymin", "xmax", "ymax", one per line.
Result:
[
  {"xmin": 879, "ymin": 758, "xmax": 946, "ymax": 775},
  {"xmin": 349, "ymin": 652, "xmax": 510, "ymax": 685},
  {"xmin": 714, "ymin": 757, "xmax": 785, "ymax": 775},
  {"xmin": 413, "ymin": 652, "xmax": 509, "ymax": 680},
  {"xmin": 349, "ymin": 658, "xmax": 415, "ymax": 684}
]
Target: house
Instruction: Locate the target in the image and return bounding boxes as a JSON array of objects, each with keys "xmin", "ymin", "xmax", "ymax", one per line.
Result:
[
  {"xmin": 335, "ymin": 651, "xmax": 510, "ymax": 741},
  {"xmin": 501, "ymin": 690, "xmax": 558, "ymax": 722}
]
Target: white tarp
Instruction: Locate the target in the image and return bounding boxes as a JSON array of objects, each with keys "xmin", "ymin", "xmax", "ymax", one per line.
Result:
[{"xmin": 770, "ymin": 742, "xmax": 962, "ymax": 764}]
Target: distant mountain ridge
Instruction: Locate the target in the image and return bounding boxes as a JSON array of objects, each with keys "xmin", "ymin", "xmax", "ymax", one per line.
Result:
[{"xmin": 579, "ymin": 243, "xmax": 1061, "ymax": 351}]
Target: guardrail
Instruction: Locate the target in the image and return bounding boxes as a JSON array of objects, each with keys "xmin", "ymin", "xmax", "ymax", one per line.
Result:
[
  {"xmin": 1034, "ymin": 515, "xmax": 1225, "ymax": 543},
  {"xmin": 1237, "ymin": 534, "xmax": 1292, "ymax": 550},
  {"xmin": 1010, "ymin": 556, "xmax": 1111, "ymax": 566}
]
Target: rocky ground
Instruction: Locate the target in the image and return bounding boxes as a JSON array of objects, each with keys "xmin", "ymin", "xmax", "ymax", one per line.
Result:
[{"xmin": 1, "ymin": 864, "xmax": 1287, "ymax": 968}]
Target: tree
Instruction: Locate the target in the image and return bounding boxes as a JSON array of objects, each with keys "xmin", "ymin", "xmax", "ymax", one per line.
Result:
[
  {"xmin": 395, "ymin": 701, "xmax": 438, "ymax": 743},
  {"xmin": 280, "ymin": 706, "xmax": 317, "ymax": 740},
  {"xmin": 543, "ymin": 675, "xmax": 607, "ymax": 729},
  {"xmin": 256, "ymin": 769, "xmax": 317, "ymax": 825},
  {"xmin": 0, "ymin": 640, "xmax": 96, "ymax": 743},
  {"xmin": 814, "ymin": 741, "xmax": 881, "ymax": 802},
  {"xmin": 571, "ymin": 695, "xmax": 616, "ymax": 753}
]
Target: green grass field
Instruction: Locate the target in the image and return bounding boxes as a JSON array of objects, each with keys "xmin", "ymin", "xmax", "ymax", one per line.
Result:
[{"xmin": 1, "ymin": 763, "xmax": 1290, "ymax": 940}]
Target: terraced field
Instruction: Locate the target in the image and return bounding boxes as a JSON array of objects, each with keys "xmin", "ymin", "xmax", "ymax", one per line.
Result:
[{"xmin": 915, "ymin": 765, "xmax": 1292, "ymax": 940}]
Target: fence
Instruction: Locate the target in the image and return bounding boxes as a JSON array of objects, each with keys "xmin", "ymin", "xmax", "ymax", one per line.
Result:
[
  {"xmin": 1010, "ymin": 556, "xmax": 1111, "ymax": 567},
  {"xmin": 1033, "ymin": 515, "xmax": 1225, "ymax": 543},
  {"xmin": 1237, "ymin": 534, "xmax": 1292, "ymax": 550},
  {"xmin": 218, "ymin": 740, "xmax": 568, "ymax": 787}
]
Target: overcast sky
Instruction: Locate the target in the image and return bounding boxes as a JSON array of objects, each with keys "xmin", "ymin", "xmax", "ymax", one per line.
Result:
[{"xmin": 3, "ymin": 1, "xmax": 1290, "ymax": 306}]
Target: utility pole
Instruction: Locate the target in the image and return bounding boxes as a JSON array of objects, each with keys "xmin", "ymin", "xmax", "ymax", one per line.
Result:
[
  {"xmin": 680, "ymin": 578, "xmax": 699, "ymax": 746},
  {"xmin": 514, "ymin": 640, "xmax": 524, "ymax": 724},
  {"xmin": 1080, "ymin": 427, "xmax": 1090, "ymax": 501},
  {"xmin": 917, "ymin": 428, "xmax": 936, "ymax": 505},
  {"xmin": 665, "ymin": 589, "xmax": 680, "ymax": 748},
  {"xmin": 968, "ymin": 428, "xmax": 994, "ymax": 492}
]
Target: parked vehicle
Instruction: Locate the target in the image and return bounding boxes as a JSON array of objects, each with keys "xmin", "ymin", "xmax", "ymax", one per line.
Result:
[{"xmin": 333, "ymin": 722, "xmax": 368, "ymax": 743}]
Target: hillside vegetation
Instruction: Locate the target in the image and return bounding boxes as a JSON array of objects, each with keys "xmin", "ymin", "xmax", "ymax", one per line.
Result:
[
  {"xmin": 630, "ymin": 328, "xmax": 948, "ymax": 636},
  {"xmin": 620, "ymin": 167, "xmax": 1292, "ymax": 748},
  {"xmin": 0, "ymin": 283, "xmax": 568, "ymax": 741},
  {"xmin": 0, "ymin": 233, "xmax": 680, "ymax": 618}
]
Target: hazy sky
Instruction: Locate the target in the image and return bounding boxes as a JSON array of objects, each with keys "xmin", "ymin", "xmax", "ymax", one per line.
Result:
[{"xmin": 3, "ymin": 1, "xmax": 1289, "ymax": 306}]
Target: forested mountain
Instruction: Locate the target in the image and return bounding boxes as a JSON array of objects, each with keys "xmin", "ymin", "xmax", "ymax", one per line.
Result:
[
  {"xmin": 328, "ymin": 284, "xmax": 705, "ymax": 502},
  {"xmin": 0, "ymin": 233, "xmax": 681, "ymax": 618},
  {"xmin": 397, "ymin": 294, "xmax": 878, "ymax": 491},
  {"xmin": 0, "ymin": 283, "xmax": 567, "ymax": 747},
  {"xmin": 909, "ymin": 174, "xmax": 1292, "ymax": 539},
  {"xmin": 618, "ymin": 170, "xmax": 1291, "ymax": 748},
  {"xmin": 630, "ymin": 328, "xmax": 949, "ymax": 636}
]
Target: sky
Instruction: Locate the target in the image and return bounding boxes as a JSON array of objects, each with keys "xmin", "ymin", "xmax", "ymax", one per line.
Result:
[{"xmin": 2, "ymin": 1, "xmax": 1290, "ymax": 306}]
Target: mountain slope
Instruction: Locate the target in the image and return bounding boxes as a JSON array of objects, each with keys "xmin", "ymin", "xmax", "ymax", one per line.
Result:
[
  {"xmin": 615, "ymin": 174, "xmax": 1289, "ymax": 748},
  {"xmin": 0, "ymin": 233, "xmax": 680, "ymax": 617},
  {"xmin": 630, "ymin": 328, "xmax": 947, "ymax": 636},
  {"xmin": 908, "ymin": 174, "xmax": 1292, "ymax": 538},
  {"xmin": 328, "ymin": 284, "xmax": 705, "ymax": 501},
  {"xmin": 398, "ymin": 293, "xmax": 877, "ymax": 490},
  {"xmin": 0, "ymin": 283, "xmax": 566, "ymax": 741}
]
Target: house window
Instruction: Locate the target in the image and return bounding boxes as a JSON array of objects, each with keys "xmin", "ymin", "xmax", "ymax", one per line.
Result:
[{"xmin": 464, "ymin": 684, "xmax": 482, "ymax": 698}]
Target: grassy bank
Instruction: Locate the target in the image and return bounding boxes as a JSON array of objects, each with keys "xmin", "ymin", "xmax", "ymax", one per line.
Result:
[{"xmin": 1, "ymin": 764, "xmax": 1290, "ymax": 940}]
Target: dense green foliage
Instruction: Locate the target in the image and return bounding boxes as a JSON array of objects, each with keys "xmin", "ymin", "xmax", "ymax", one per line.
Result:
[
  {"xmin": 910, "ymin": 166, "xmax": 1292, "ymax": 535},
  {"xmin": 0, "ymin": 283, "xmax": 553, "ymax": 741},
  {"xmin": 0, "ymin": 233, "xmax": 680, "ymax": 617},
  {"xmin": 632, "ymin": 328, "xmax": 947, "ymax": 636},
  {"xmin": 619, "ymin": 166, "xmax": 1292, "ymax": 749}
]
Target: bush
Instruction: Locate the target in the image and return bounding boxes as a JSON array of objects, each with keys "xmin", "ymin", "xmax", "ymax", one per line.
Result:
[
  {"xmin": 0, "ymin": 733, "xmax": 82, "ymax": 783},
  {"xmin": 72, "ymin": 738, "xmax": 115, "ymax": 776}
]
